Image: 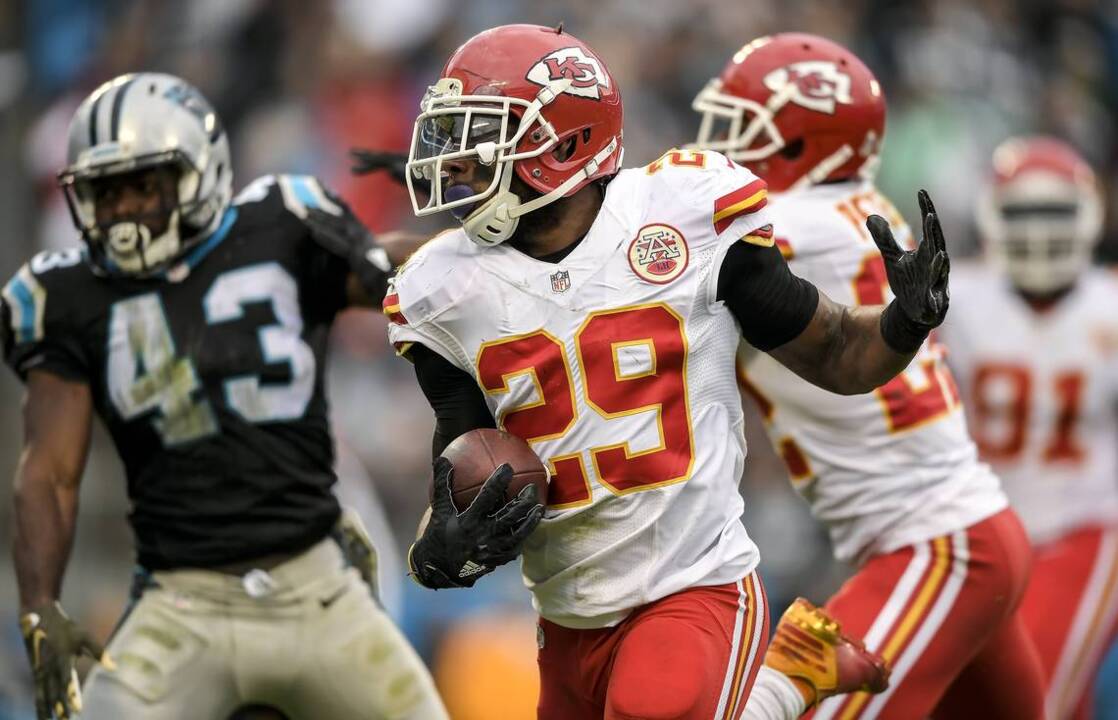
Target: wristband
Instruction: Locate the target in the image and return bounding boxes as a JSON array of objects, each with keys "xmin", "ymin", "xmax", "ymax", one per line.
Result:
[{"xmin": 879, "ymin": 300, "xmax": 931, "ymax": 354}]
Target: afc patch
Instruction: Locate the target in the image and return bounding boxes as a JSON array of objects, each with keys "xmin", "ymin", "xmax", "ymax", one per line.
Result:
[{"xmin": 628, "ymin": 224, "xmax": 689, "ymax": 284}]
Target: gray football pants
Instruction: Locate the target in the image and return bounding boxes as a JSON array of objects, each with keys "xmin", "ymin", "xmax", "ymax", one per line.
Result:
[{"xmin": 80, "ymin": 538, "xmax": 448, "ymax": 720}]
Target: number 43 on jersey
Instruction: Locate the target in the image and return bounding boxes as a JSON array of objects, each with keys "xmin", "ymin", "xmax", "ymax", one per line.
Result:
[{"xmin": 107, "ymin": 263, "xmax": 314, "ymax": 445}]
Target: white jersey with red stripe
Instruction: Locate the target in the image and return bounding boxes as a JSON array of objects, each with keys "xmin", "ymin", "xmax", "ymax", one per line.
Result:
[
  {"xmin": 387, "ymin": 149, "xmax": 774, "ymax": 628},
  {"xmin": 737, "ymin": 181, "xmax": 1007, "ymax": 564},
  {"xmin": 940, "ymin": 265, "xmax": 1118, "ymax": 545}
]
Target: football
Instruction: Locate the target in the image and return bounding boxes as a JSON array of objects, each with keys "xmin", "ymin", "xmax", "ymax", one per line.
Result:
[{"xmin": 437, "ymin": 428, "xmax": 549, "ymax": 512}]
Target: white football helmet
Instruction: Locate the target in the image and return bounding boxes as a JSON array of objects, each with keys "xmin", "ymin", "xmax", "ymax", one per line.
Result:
[
  {"xmin": 58, "ymin": 73, "xmax": 233, "ymax": 276},
  {"xmin": 976, "ymin": 136, "xmax": 1102, "ymax": 295}
]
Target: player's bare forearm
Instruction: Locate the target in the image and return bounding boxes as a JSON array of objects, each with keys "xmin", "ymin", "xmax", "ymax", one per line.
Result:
[
  {"xmin": 13, "ymin": 467, "xmax": 77, "ymax": 610},
  {"xmin": 12, "ymin": 372, "xmax": 92, "ymax": 611},
  {"xmin": 770, "ymin": 191, "xmax": 951, "ymax": 394},
  {"xmin": 768, "ymin": 292, "xmax": 917, "ymax": 395},
  {"xmin": 344, "ymin": 272, "xmax": 382, "ymax": 308}
]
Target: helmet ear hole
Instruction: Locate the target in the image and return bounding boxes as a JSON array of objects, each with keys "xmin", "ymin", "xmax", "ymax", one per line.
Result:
[
  {"xmin": 779, "ymin": 138, "xmax": 805, "ymax": 160},
  {"xmin": 553, "ymin": 136, "xmax": 578, "ymax": 163},
  {"xmin": 582, "ymin": 128, "xmax": 592, "ymax": 144}
]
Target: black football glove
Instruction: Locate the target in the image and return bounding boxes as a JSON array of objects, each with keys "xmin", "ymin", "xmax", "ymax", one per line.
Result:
[
  {"xmin": 349, "ymin": 148, "xmax": 431, "ymax": 197},
  {"xmin": 20, "ymin": 601, "xmax": 111, "ymax": 720},
  {"xmin": 866, "ymin": 189, "xmax": 951, "ymax": 353},
  {"xmin": 349, "ymin": 148, "xmax": 409, "ymax": 185},
  {"xmin": 302, "ymin": 195, "xmax": 392, "ymax": 303},
  {"xmin": 408, "ymin": 457, "xmax": 544, "ymax": 589}
]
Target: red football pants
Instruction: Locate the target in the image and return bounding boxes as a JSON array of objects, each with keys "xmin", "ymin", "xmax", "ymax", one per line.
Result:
[
  {"xmin": 1018, "ymin": 525, "xmax": 1118, "ymax": 720},
  {"xmin": 809, "ymin": 508, "xmax": 1045, "ymax": 720},
  {"xmin": 537, "ymin": 573, "xmax": 769, "ymax": 720}
]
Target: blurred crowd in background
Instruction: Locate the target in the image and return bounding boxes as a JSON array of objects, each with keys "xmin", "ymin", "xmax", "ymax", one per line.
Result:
[{"xmin": 0, "ymin": 0, "xmax": 1116, "ymax": 718}]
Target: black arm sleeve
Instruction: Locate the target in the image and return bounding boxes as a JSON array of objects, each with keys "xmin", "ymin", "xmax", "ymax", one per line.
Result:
[
  {"xmin": 716, "ymin": 240, "xmax": 820, "ymax": 351},
  {"xmin": 411, "ymin": 344, "xmax": 496, "ymax": 458}
]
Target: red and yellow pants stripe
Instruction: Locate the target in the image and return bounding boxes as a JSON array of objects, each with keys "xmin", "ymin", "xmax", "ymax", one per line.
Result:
[
  {"xmin": 1019, "ymin": 525, "xmax": 1118, "ymax": 720},
  {"xmin": 810, "ymin": 508, "xmax": 1045, "ymax": 720}
]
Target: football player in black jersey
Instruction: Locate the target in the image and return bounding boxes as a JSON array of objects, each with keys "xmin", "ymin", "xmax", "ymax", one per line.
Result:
[{"xmin": 2, "ymin": 73, "xmax": 455, "ymax": 720}]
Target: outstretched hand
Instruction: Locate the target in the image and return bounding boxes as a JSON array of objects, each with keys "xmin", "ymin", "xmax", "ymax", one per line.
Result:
[
  {"xmin": 865, "ymin": 189, "xmax": 950, "ymax": 328},
  {"xmin": 349, "ymin": 148, "xmax": 431, "ymax": 198},
  {"xmin": 349, "ymin": 149, "xmax": 409, "ymax": 185}
]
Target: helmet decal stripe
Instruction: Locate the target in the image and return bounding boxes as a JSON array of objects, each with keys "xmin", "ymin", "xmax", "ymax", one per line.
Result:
[
  {"xmin": 109, "ymin": 77, "xmax": 136, "ymax": 142},
  {"xmin": 88, "ymin": 87, "xmax": 105, "ymax": 146}
]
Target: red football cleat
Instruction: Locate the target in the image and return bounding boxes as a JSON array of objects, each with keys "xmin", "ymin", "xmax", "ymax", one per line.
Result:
[{"xmin": 765, "ymin": 597, "xmax": 890, "ymax": 706}]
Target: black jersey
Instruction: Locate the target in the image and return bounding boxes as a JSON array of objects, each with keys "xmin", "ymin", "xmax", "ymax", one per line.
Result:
[{"xmin": 1, "ymin": 175, "xmax": 361, "ymax": 570}]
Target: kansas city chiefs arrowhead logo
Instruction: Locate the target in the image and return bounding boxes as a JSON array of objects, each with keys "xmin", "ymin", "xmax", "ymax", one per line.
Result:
[
  {"xmin": 763, "ymin": 61, "xmax": 852, "ymax": 114},
  {"xmin": 526, "ymin": 47, "xmax": 610, "ymax": 100}
]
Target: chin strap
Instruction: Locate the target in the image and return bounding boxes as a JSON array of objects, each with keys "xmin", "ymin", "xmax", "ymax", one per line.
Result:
[
  {"xmin": 462, "ymin": 135, "xmax": 621, "ymax": 246},
  {"xmin": 513, "ymin": 136, "xmax": 620, "ymax": 218}
]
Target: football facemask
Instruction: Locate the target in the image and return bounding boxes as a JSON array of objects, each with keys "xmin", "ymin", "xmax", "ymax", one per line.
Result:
[
  {"xmin": 992, "ymin": 202, "xmax": 1097, "ymax": 294},
  {"xmin": 60, "ymin": 153, "xmax": 201, "ymax": 276},
  {"xmin": 690, "ymin": 77, "xmax": 790, "ymax": 162},
  {"xmin": 406, "ymin": 78, "xmax": 564, "ymax": 246},
  {"xmin": 405, "ymin": 76, "xmax": 619, "ymax": 247}
]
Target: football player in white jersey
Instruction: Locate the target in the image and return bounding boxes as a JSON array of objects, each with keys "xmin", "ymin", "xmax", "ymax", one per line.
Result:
[
  {"xmin": 942, "ymin": 136, "xmax": 1118, "ymax": 720},
  {"xmin": 386, "ymin": 24, "xmax": 950, "ymax": 720},
  {"xmin": 691, "ymin": 34, "xmax": 1045, "ymax": 719}
]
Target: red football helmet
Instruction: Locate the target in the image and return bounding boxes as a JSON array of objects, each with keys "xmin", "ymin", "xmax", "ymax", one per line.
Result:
[
  {"xmin": 976, "ymin": 136, "xmax": 1102, "ymax": 294},
  {"xmin": 405, "ymin": 24, "xmax": 624, "ymax": 245},
  {"xmin": 691, "ymin": 33, "xmax": 885, "ymax": 193}
]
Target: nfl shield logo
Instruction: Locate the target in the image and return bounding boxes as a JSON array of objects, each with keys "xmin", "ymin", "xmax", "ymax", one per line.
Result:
[{"xmin": 550, "ymin": 269, "xmax": 571, "ymax": 293}]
